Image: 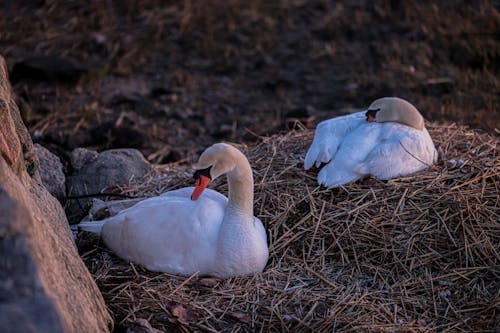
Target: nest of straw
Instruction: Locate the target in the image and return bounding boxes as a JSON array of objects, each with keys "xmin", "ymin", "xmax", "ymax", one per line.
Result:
[{"xmin": 78, "ymin": 123, "xmax": 499, "ymax": 332}]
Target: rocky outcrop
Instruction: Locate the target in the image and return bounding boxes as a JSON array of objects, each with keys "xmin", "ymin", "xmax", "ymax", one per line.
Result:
[
  {"xmin": 66, "ymin": 147, "xmax": 153, "ymax": 222},
  {"xmin": 0, "ymin": 55, "xmax": 112, "ymax": 332},
  {"xmin": 0, "ymin": 59, "xmax": 29, "ymax": 183}
]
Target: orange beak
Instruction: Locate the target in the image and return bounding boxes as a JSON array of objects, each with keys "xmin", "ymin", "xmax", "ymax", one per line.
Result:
[
  {"xmin": 367, "ymin": 114, "xmax": 375, "ymax": 122},
  {"xmin": 191, "ymin": 175, "xmax": 211, "ymax": 200}
]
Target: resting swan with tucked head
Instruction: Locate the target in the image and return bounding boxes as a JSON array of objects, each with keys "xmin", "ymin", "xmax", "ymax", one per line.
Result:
[
  {"xmin": 304, "ymin": 97, "xmax": 437, "ymax": 188},
  {"xmin": 78, "ymin": 143, "xmax": 268, "ymax": 278}
]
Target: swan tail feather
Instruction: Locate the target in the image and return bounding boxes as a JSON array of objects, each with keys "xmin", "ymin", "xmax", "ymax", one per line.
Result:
[
  {"xmin": 77, "ymin": 221, "xmax": 105, "ymax": 235},
  {"xmin": 304, "ymin": 144, "xmax": 320, "ymax": 170}
]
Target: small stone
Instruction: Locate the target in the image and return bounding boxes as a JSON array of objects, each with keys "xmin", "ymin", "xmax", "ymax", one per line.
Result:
[
  {"xmin": 71, "ymin": 148, "xmax": 99, "ymax": 171},
  {"xmin": 34, "ymin": 144, "xmax": 66, "ymax": 199},
  {"xmin": 126, "ymin": 318, "xmax": 162, "ymax": 333}
]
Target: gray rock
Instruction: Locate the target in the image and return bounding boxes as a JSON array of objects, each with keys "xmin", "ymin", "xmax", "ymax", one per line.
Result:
[
  {"xmin": 66, "ymin": 148, "xmax": 154, "ymax": 222},
  {"xmin": 70, "ymin": 147, "xmax": 98, "ymax": 171},
  {"xmin": 0, "ymin": 297, "xmax": 64, "ymax": 333},
  {"xmin": 34, "ymin": 144, "xmax": 66, "ymax": 199},
  {"xmin": 0, "ymin": 196, "xmax": 65, "ymax": 333},
  {"xmin": 0, "ymin": 54, "xmax": 113, "ymax": 333}
]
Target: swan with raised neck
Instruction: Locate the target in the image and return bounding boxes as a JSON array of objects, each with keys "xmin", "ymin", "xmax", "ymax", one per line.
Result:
[
  {"xmin": 78, "ymin": 142, "xmax": 268, "ymax": 278},
  {"xmin": 192, "ymin": 143, "xmax": 255, "ymax": 218}
]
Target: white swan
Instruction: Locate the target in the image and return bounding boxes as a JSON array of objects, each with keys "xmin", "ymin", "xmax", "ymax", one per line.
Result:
[
  {"xmin": 304, "ymin": 97, "xmax": 437, "ymax": 188},
  {"xmin": 78, "ymin": 143, "xmax": 268, "ymax": 278}
]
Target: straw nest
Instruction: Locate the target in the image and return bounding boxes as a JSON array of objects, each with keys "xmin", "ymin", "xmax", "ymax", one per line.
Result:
[{"xmin": 78, "ymin": 123, "xmax": 499, "ymax": 332}]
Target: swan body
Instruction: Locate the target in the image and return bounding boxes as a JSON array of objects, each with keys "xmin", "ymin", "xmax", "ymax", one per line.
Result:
[
  {"xmin": 304, "ymin": 97, "xmax": 437, "ymax": 188},
  {"xmin": 78, "ymin": 143, "xmax": 268, "ymax": 278}
]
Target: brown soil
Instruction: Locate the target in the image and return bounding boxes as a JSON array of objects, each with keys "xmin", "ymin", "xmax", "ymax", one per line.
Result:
[{"xmin": 1, "ymin": 1, "xmax": 499, "ymax": 165}]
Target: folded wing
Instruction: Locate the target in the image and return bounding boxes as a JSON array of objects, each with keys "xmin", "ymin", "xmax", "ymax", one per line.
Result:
[{"xmin": 304, "ymin": 111, "xmax": 366, "ymax": 170}]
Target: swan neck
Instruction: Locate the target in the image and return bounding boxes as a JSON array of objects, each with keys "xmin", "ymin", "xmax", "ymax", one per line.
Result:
[{"xmin": 226, "ymin": 157, "xmax": 254, "ymax": 217}]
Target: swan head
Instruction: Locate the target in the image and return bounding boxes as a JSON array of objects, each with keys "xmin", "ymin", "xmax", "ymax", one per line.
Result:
[
  {"xmin": 365, "ymin": 97, "xmax": 425, "ymax": 130},
  {"xmin": 191, "ymin": 143, "xmax": 239, "ymax": 200}
]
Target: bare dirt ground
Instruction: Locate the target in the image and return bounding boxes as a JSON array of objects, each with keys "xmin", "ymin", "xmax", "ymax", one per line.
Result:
[{"xmin": 1, "ymin": 1, "xmax": 499, "ymax": 166}]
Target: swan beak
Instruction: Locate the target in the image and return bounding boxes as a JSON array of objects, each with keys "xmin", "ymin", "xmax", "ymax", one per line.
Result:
[
  {"xmin": 191, "ymin": 175, "xmax": 211, "ymax": 200},
  {"xmin": 366, "ymin": 114, "xmax": 376, "ymax": 122}
]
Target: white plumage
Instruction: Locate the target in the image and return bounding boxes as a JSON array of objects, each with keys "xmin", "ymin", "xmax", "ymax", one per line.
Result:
[
  {"xmin": 78, "ymin": 143, "xmax": 268, "ymax": 278},
  {"xmin": 304, "ymin": 97, "xmax": 437, "ymax": 188}
]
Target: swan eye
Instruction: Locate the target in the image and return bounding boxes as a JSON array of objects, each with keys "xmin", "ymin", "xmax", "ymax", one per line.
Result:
[
  {"xmin": 365, "ymin": 108, "xmax": 380, "ymax": 122},
  {"xmin": 193, "ymin": 166, "xmax": 212, "ymax": 181}
]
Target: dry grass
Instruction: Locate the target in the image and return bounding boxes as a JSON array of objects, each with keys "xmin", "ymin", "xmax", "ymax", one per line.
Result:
[{"xmin": 79, "ymin": 123, "xmax": 499, "ymax": 332}]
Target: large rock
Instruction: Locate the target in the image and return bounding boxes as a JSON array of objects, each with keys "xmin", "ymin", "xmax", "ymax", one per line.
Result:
[
  {"xmin": 0, "ymin": 56, "xmax": 27, "ymax": 182},
  {"xmin": 66, "ymin": 147, "xmax": 154, "ymax": 222},
  {"xmin": 0, "ymin": 55, "xmax": 112, "ymax": 332}
]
